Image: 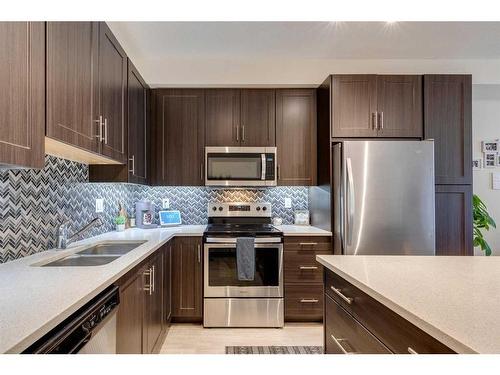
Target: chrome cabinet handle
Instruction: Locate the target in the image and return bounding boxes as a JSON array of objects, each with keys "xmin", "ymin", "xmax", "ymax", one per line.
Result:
[
  {"xmin": 277, "ymin": 165, "xmax": 281, "ymax": 180},
  {"xmin": 299, "ymin": 242, "xmax": 318, "ymax": 247},
  {"xmin": 143, "ymin": 268, "xmax": 153, "ymax": 295},
  {"xmin": 197, "ymin": 244, "xmax": 201, "ymax": 263},
  {"xmin": 95, "ymin": 116, "xmax": 104, "ymax": 142},
  {"xmin": 330, "ymin": 335, "xmax": 356, "ymax": 354},
  {"xmin": 151, "ymin": 265, "xmax": 155, "ymax": 293},
  {"xmin": 407, "ymin": 347, "xmax": 418, "ymax": 354},
  {"xmin": 330, "ymin": 286, "xmax": 353, "ymax": 304},
  {"xmin": 300, "ymin": 299, "xmax": 319, "ymax": 303},
  {"xmin": 236, "ymin": 126, "xmax": 239, "ymax": 142},
  {"xmin": 299, "ymin": 266, "xmax": 318, "ymax": 270},
  {"xmin": 372, "ymin": 112, "xmax": 377, "ymax": 130},
  {"xmin": 379, "ymin": 111, "xmax": 384, "ymax": 130},
  {"xmin": 103, "ymin": 118, "xmax": 108, "ymax": 145},
  {"xmin": 200, "ymin": 163, "xmax": 204, "ymax": 182},
  {"xmin": 129, "ymin": 155, "xmax": 135, "ymax": 174},
  {"xmin": 241, "ymin": 125, "xmax": 245, "ymax": 142}
]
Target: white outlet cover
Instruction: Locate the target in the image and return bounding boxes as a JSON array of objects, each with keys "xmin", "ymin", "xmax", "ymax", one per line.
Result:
[
  {"xmin": 95, "ymin": 198, "xmax": 104, "ymax": 213},
  {"xmin": 284, "ymin": 197, "xmax": 292, "ymax": 209},
  {"xmin": 162, "ymin": 198, "xmax": 170, "ymax": 209}
]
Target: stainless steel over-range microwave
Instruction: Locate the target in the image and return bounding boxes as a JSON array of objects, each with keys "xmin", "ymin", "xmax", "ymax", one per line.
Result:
[{"xmin": 205, "ymin": 147, "xmax": 277, "ymax": 187}]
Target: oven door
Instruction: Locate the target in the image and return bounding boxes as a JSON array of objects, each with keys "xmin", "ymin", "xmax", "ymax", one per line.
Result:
[
  {"xmin": 205, "ymin": 146, "xmax": 276, "ymax": 187},
  {"xmin": 204, "ymin": 239, "xmax": 283, "ymax": 298}
]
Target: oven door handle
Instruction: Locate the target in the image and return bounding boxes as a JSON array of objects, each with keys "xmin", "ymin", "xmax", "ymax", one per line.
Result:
[{"xmin": 205, "ymin": 237, "xmax": 282, "ymax": 244}]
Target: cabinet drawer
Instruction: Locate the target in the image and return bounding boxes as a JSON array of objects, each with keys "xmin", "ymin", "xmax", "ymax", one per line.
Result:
[
  {"xmin": 285, "ymin": 251, "xmax": 328, "ymax": 284},
  {"xmin": 325, "ymin": 295, "xmax": 391, "ymax": 354},
  {"xmin": 284, "ymin": 236, "xmax": 331, "ymax": 252},
  {"xmin": 324, "ymin": 269, "xmax": 455, "ymax": 354},
  {"xmin": 285, "ymin": 285, "xmax": 323, "ymax": 321}
]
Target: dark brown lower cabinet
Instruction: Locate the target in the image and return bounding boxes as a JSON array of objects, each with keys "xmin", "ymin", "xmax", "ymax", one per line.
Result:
[
  {"xmin": 284, "ymin": 236, "xmax": 332, "ymax": 322},
  {"xmin": 323, "ymin": 269, "xmax": 455, "ymax": 354},
  {"xmin": 116, "ymin": 242, "xmax": 171, "ymax": 354},
  {"xmin": 172, "ymin": 237, "xmax": 203, "ymax": 321},
  {"xmin": 435, "ymin": 185, "xmax": 473, "ymax": 256}
]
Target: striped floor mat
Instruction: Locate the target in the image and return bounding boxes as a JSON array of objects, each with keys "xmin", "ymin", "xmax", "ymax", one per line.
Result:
[{"xmin": 225, "ymin": 346, "xmax": 323, "ymax": 354}]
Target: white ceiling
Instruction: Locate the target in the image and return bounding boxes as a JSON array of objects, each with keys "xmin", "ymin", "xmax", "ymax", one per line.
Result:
[{"xmin": 107, "ymin": 22, "xmax": 500, "ymax": 86}]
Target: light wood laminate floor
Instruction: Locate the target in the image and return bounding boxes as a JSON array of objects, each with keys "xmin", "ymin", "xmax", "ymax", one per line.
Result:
[{"xmin": 160, "ymin": 323, "xmax": 323, "ymax": 354}]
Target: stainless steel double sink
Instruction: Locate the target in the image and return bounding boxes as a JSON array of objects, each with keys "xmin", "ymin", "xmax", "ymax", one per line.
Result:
[{"xmin": 40, "ymin": 241, "xmax": 147, "ymax": 267}]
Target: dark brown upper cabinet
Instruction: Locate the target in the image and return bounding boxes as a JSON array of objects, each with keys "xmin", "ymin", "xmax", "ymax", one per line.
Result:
[
  {"xmin": 0, "ymin": 22, "xmax": 45, "ymax": 169},
  {"xmin": 240, "ymin": 89, "xmax": 276, "ymax": 146},
  {"xmin": 205, "ymin": 89, "xmax": 240, "ymax": 146},
  {"xmin": 331, "ymin": 74, "xmax": 422, "ymax": 138},
  {"xmin": 150, "ymin": 89, "xmax": 205, "ymax": 186},
  {"xmin": 98, "ymin": 22, "xmax": 128, "ymax": 163},
  {"xmin": 424, "ymin": 75, "xmax": 472, "ymax": 185},
  {"xmin": 376, "ymin": 75, "xmax": 422, "ymax": 138},
  {"xmin": 205, "ymin": 89, "xmax": 276, "ymax": 147},
  {"xmin": 276, "ymin": 89, "xmax": 317, "ymax": 186},
  {"xmin": 46, "ymin": 22, "xmax": 99, "ymax": 155},
  {"xmin": 89, "ymin": 59, "xmax": 148, "ymax": 184}
]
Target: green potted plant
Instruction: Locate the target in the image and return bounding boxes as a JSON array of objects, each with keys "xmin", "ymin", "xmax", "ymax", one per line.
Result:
[
  {"xmin": 473, "ymin": 194, "xmax": 496, "ymax": 256},
  {"xmin": 115, "ymin": 215, "xmax": 126, "ymax": 232}
]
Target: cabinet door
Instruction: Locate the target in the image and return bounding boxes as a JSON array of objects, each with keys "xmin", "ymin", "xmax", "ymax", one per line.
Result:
[
  {"xmin": 276, "ymin": 89, "xmax": 316, "ymax": 185},
  {"xmin": 172, "ymin": 237, "xmax": 203, "ymax": 320},
  {"xmin": 164, "ymin": 241, "xmax": 173, "ymax": 325},
  {"xmin": 46, "ymin": 22, "xmax": 99, "ymax": 155},
  {"xmin": 151, "ymin": 89, "xmax": 205, "ymax": 185},
  {"xmin": 435, "ymin": 185, "xmax": 473, "ymax": 256},
  {"xmin": 98, "ymin": 22, "xmax": 127, "ymax": 163},
  {"xmin": 127, "ymin": 59, "xmax": 148, "ymax": 184},
  {"xmin": 376, "ymin": 75, "xmax": 423, "ymax": 138},
  {"xmin": 240, "ymin": 89, "xmax": 275, "ymax": 146},
  {"xmin": 332, "ymin": 75, "xmax": 377, "ymax": 137},
  {"xmin": 116, "ymin": 271, "xmax": 144, "ymax": 354},
  {"xmin": 424, "ymin": 75, "xmax": 472, "ymax": 185},
  {"xmin": 205, "ymin": 89, "xmax": 240, "ymax": 146},
  {"xmin": 0, "ymin": 22, "xmax": 45, "ymax": 168},
  {"xmin": 144, "ymin": 252, "xmax": 164, "ymax": 354}
]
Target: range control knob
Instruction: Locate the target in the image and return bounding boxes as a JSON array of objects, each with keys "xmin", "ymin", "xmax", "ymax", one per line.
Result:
[
  {"xmin": 212, "ymin": 206, "xmax": 217, "ymax": 211},
  {"xmin": 262, "ymin": 206, "xmax": 267, "ymax": 211},
  {"xmin": 256, "ymin": 206, "xmax": 261, "ymax": 211},
  {"xmin": 218, "ymin": 206, "xmax": 223, "ymax": 211}
]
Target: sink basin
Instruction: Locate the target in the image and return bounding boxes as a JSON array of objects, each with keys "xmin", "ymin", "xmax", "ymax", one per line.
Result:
[
  {"xmin": 40, "ymin": 240, "xmax": 147, "ymax": 267},
  {"xmin": 76, "ymin": 241, "xmax": 146, "ymax": 256},
  {"xmin": 42, "ymin": 255, "xmax": 120, "ymax": 267}
]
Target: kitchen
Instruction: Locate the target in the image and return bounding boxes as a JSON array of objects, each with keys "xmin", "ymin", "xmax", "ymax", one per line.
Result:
[{"xmin": 1, "ymin": 2, "xmax": 500, "ymax": 373}]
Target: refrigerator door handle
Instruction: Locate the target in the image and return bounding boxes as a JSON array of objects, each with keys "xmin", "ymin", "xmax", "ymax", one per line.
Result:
[{"xmin": 346, "ymin": 158, "xmax": 355, "ymax": 246}]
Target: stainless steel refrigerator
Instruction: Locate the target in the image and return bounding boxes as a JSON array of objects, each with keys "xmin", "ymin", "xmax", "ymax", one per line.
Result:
[{"xmin": 333, "ymin": 140, "xmax": 435, "ymax": 256}]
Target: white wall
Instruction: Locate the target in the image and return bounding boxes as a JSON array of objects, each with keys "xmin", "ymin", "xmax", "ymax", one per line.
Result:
[{"xmin": 472, "ymin": 84, "xmax": 500, "ymax": 255}]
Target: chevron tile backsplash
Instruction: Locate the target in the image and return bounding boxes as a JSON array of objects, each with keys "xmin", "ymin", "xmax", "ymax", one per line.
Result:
[{"xmin": 0, "ymin": 156, "xmax": 309, "ymax": 264}]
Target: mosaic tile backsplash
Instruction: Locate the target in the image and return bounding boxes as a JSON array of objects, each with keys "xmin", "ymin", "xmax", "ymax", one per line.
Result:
[{"xmin": 0, "ymin": 156, "xmax": 308, "ymax": 263}]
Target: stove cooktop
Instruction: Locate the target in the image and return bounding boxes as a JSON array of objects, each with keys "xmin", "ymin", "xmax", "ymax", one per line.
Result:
[{"xmin": 204, "ymin": 223, "xmax": 283, "ymax": 237}]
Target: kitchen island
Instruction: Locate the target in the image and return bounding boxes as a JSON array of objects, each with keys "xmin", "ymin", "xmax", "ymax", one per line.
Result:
[{"xmin": 316, "ymin": 255, "xmax": 500, "ymax": 354}]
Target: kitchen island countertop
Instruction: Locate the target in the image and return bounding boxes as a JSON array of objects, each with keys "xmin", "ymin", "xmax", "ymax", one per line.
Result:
[{"xmin": 316, "ymin": 255, "xmax": 500, "ymax": 354}]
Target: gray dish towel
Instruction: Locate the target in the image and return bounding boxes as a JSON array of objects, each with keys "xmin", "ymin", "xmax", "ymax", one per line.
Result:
[{"xmin": 236, "ymin": 237, "xmax": 255, "ymax": 281}]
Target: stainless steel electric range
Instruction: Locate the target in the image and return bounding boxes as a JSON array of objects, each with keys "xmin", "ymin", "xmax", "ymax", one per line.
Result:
[{"xmin": 203, "ymin": 202, "xmax": 284, "ymax": 328}]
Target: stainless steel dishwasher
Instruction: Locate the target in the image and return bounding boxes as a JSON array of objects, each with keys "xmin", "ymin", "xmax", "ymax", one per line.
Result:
[{"xmin": 23, "ymin": 285, "xmax": 119, "ymax": 354}]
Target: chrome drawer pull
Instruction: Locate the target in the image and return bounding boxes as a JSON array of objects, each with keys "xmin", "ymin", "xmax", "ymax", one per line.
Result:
[
  {"xmin": 299, "ymin": 242, "xmax": 318, "ymax": 246},
  {"xmin": 299, "ymin": 266, "xmax": 318, "ymax": 270},
  {"xmin": 143, "ymin": 268, "xmax": 153, "ymax": 295},
  {"xmin": 330, "ymin": 286, "xmax": 353, "ymax": 304},
  {"xmin": 408, "ymin": 347, "xmax": 418, "ymax": 354},
  {"xmin": 300, "ymin": 299, "xmax": 319, "ymax": 303},
  {"xmin": 330, "ymin": 335, "xmax": 356, "ymax": 354}
]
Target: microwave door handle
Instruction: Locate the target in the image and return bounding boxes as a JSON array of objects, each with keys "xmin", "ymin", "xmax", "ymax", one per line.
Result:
[{"xmin": 261, "ymin": 154, "xmax": 266, "ymax": 180}]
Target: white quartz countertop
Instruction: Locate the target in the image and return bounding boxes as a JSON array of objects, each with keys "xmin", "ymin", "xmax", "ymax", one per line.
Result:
[
  {"xmin": 0, "ymin": 225, "xmax": 205, "ymax": 354},
  {"xmin": 277, "ymin": 225, "xmax": 332, "ymax": 236},
  {"xmin": 316, "ymin": 255, "xmax": 500, "ymax": 354}
]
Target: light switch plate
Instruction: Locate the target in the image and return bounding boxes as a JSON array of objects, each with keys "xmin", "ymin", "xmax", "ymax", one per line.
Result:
[
  {"xmin": 162, "ymin": 198, "xmax": 170, "ymax": 209},
  {"xmin": 493, "ymin": 173, "xmax": 500, "ymax": 190},
  {"xmin": 95, "ymin": 198, "xmax": 104, "ymax": 213},
  {"xmin": 284, "ymin": 197, "xmax": 292, "ymax": 208}
]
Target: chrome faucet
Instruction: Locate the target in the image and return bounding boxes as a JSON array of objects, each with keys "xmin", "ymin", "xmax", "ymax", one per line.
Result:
[{"xmin": 56, "ymin": 217, "xmax": 104, "ymax": 249}]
